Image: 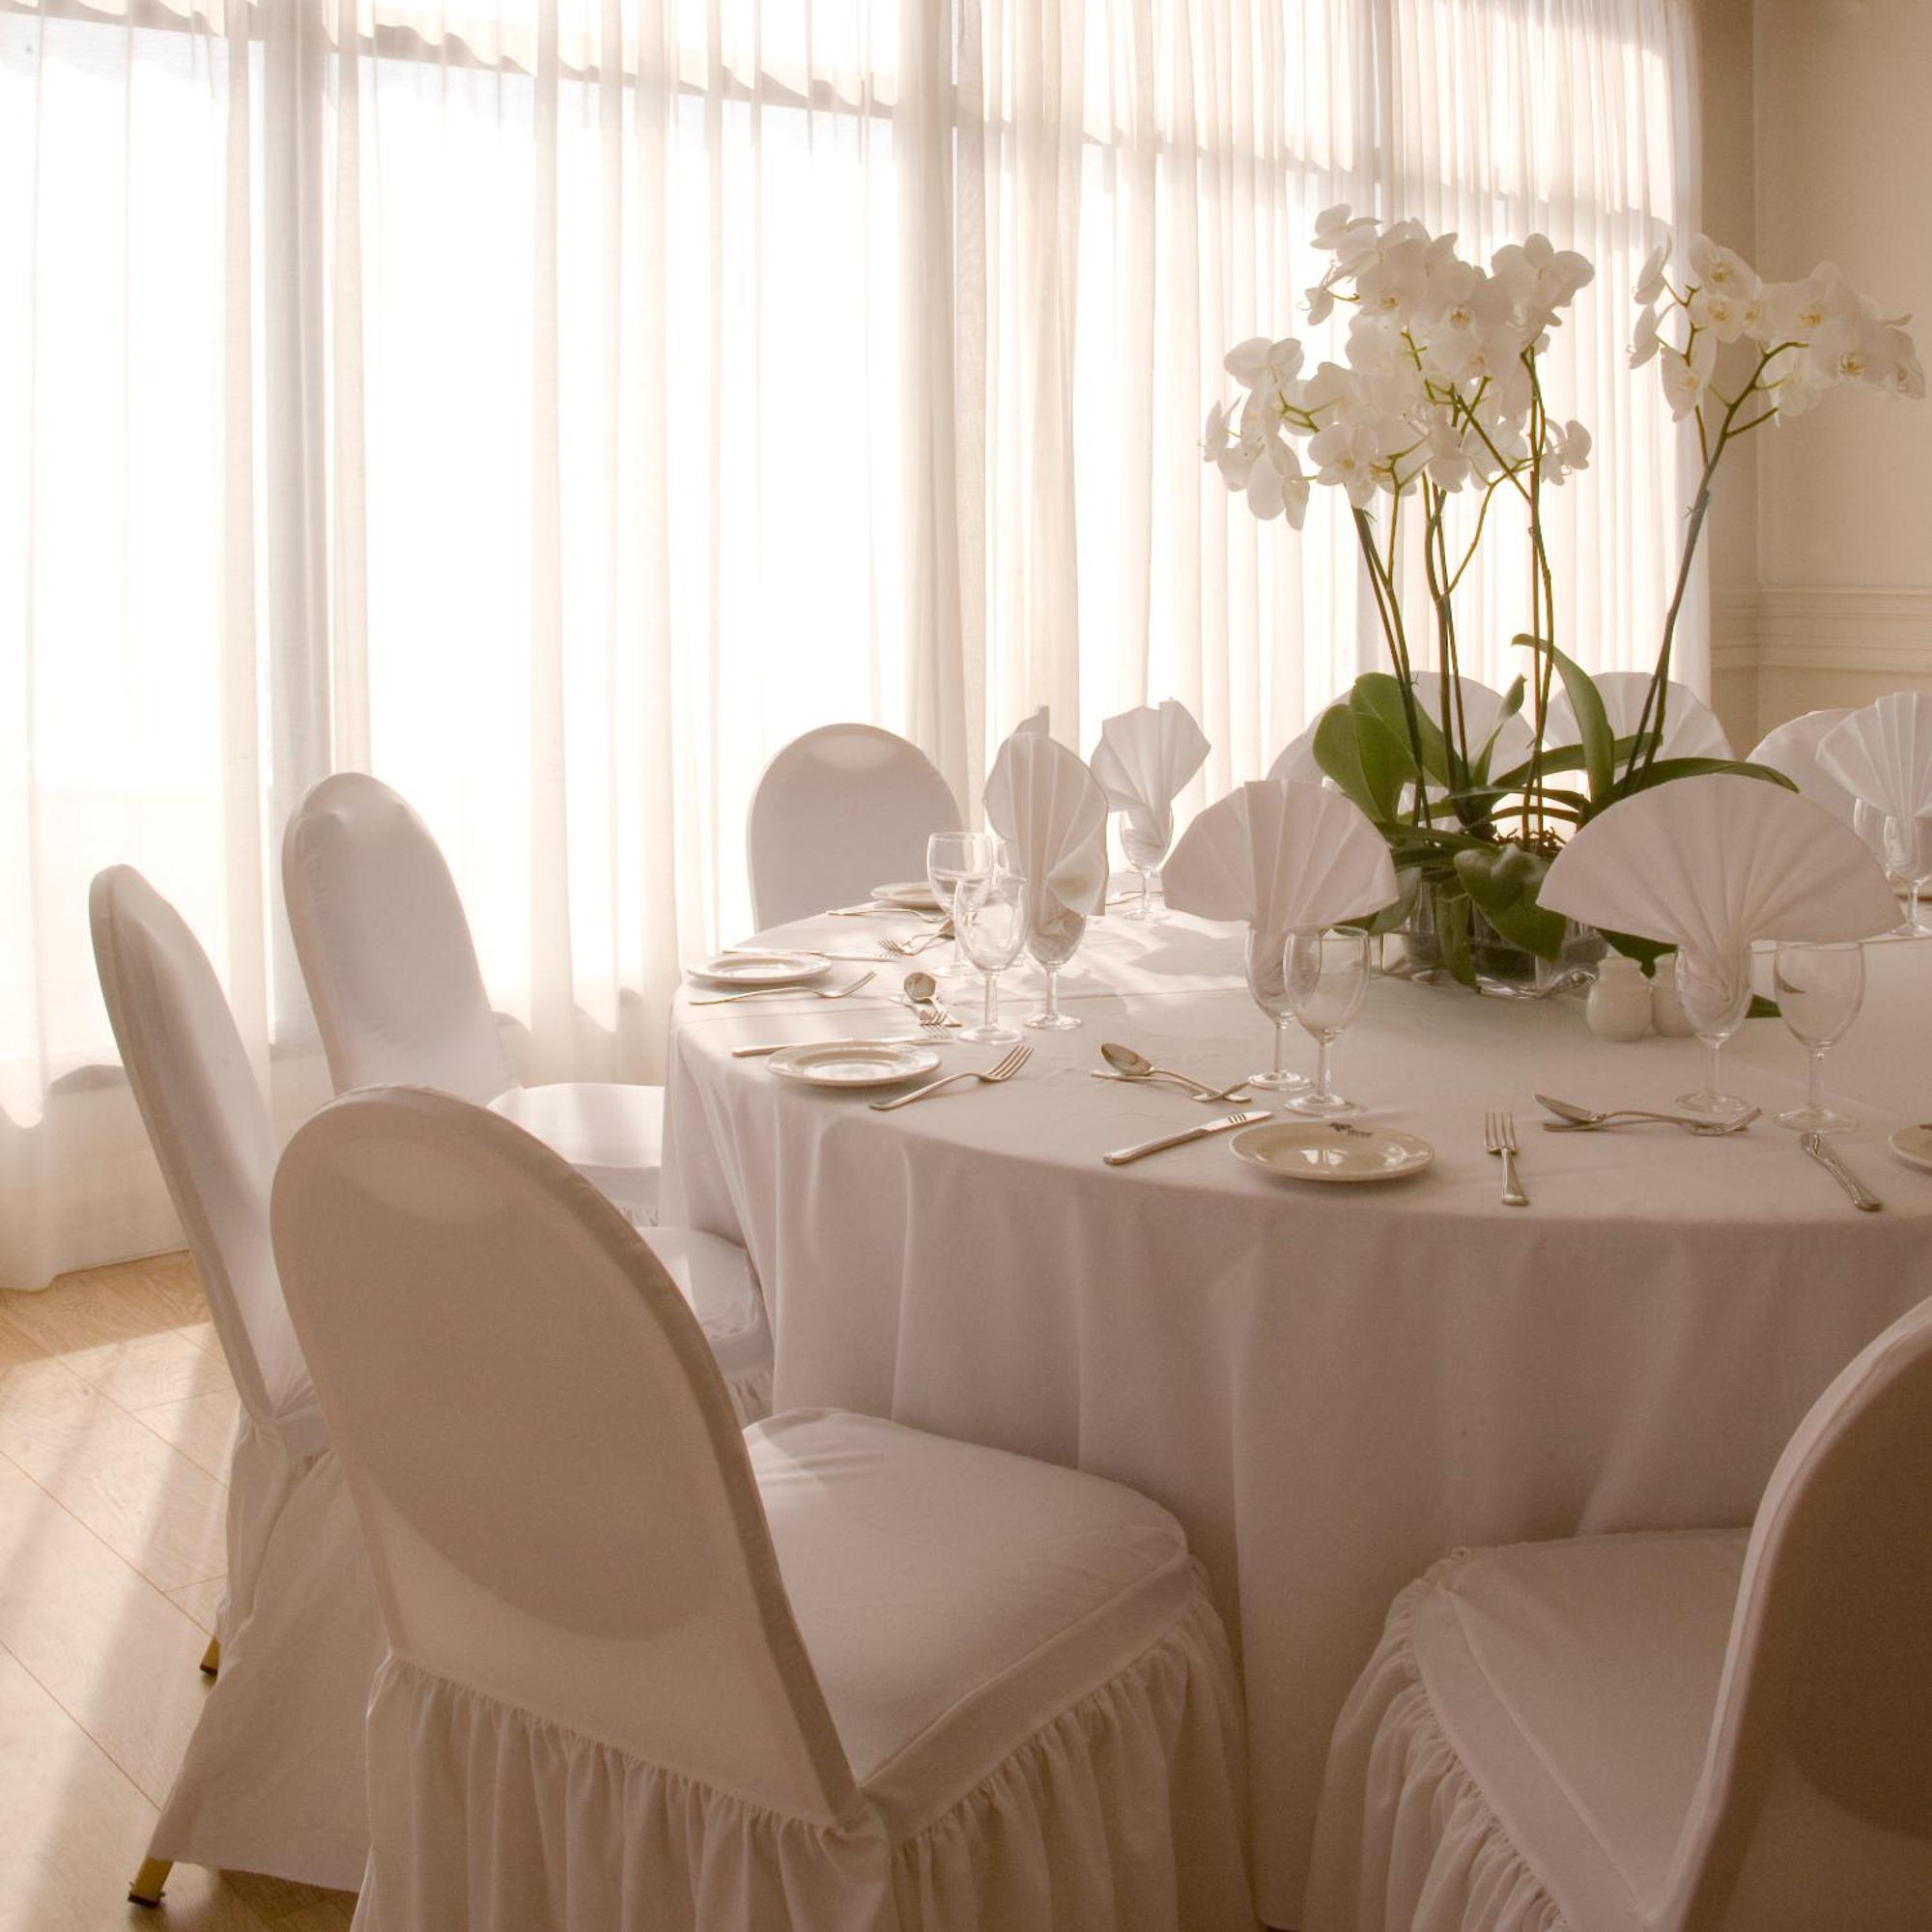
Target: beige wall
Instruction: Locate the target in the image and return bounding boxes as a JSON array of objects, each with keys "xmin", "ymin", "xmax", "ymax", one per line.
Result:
[{"xmin": 1695, "ymin": 0, "xmax": 1932, "ymax": 754}]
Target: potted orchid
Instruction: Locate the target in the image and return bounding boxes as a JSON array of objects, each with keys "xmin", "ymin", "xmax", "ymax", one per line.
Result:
[{"xmin": 1206, "ymin": 208, "xmax": 1924, "ymax": 990}]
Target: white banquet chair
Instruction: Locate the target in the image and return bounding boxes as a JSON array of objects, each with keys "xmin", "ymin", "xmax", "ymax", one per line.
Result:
[
  {"xmin": 1748, "ymin": 707, "xmax": 1861, "ymax": 820},
  {"xmin": 1304, "ymin": 1293, "xmax": 1932, "ymax": 1932},
  {"xmin": 272, "ymin": 1087, "xmax": 1258, "ymax": 1932},
  {"xmin": 1545, "ymin": 669, "xmax": 1733, "ymax": 760},
  {"xmin": 90, "ymin": 867, "xmax": 384, "ymax": 1903},
  {"xmin": 283, "ymin": 772, "xmax": 772, "ymax": 1421},
  {"xmin": 746, "ymin": 723, "xmax": 961, "ymax": 929}
]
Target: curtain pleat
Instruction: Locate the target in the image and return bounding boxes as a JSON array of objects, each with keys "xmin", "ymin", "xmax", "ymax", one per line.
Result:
[{"xmin": 0, "ymin": 0, "xmax": 1700, "ymax": 1284}]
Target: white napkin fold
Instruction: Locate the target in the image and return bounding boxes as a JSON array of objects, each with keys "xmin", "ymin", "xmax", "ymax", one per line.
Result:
[
  {"xmin": 1091, "ymin": 700, "xmax": 1210, "ymax": 838},
  {"xmin": 1537, "ymin": 774, "xmax": 1896, "ymax": 962},
  {"xmin": 1160, "ymin": 780, "xmax": 1398, "ymax": 932},
  {"xmin": 1015, "ymin": 705, "xmax": 1051, "ymax": 737},
  {"xmin": 1816, "ymin": 692, "xmax": 1932, "ymax": 826},
  {"xmin": 1544, "ymin": 671, "xmax": 1732, "ymax": 760},
  {"xmin": 982, "ymin": 730, "xmax": 1109, "ymax": 922},
  {"xmin": 1748, "ymin": 708, "xmax": 1859, "ymax": 822}
]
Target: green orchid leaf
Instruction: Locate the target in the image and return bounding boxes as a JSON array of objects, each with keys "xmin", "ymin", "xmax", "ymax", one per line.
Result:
[
  {"xmin": 1487, "ymin": 734, "xmax": 1655, "ymax": 791},
  {"xmin": 1471, "ymin": 675, "xmax": 1527, "ymax": 785},
  {"xmin": 1350, "ymin": 673, "xmax": 1460, "ymax": 790},
  {"xmin": 1513, "ymin": 633, "xmax": 1614, "ymax": 802},
  {"xmin": 1314, "ymin": 700, "xmax": 1417, "ymax": 824},
  {"xmin": 1452, "ymin": 843, "xmax": 1570, "ymax": 962},
  {"xmin": 1615, "ymin": 755, "xmax": 1799, "ymax": 795},
  {"xmin": 1433, "ymin": 888, "xmax": 1478, "ymax": 988}
]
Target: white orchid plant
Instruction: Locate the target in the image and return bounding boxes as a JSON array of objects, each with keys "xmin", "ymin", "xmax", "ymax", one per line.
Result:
[{"xmin": 1204, "ymin": 207, "xmax": 1923, "ymax": 984}]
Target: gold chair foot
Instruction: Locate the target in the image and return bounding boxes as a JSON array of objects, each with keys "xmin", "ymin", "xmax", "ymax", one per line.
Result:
[
  {"xmin": 198, "ymin": 1634, "xmax": 220, "ymax": 1676},
  {"xmin": 128, "ymin": 1858, "xmax": 173, "ymax": 1906}
]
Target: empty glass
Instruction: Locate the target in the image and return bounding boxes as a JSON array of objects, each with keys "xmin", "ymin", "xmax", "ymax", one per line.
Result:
[
  {"xmin": 1024, "ymin": 899, "xmax": 1087, "ymax": 1031},
  {"xmin": 953, "ymin": 867, "xmax": 1031, "ymax": 1044},
  {"xmin": 1673, "ymin": 948, "xmax": 1754, "ymax": 1121},
  {"xmin": 928, "ymin": 832, "xmax": 999, "ymax": 978},
  {"xmin": 1283, "ymin": 927, "xmax": 1371, "ymax": 1116},
  {"xmin": 1772, "ymin": 940, "xmax": 1865, "ymax": 1131},
  {"xmin": 1118, "ymin": 808, "xmax": 1174, "ymax": 921},
  {"xmin": 1243, "ymin": 926, "xmax": 1312, "ymax": 1093},
  {"xmin": 1880, "ymin": 812, "xmax": 1932, "ymax": 935}
]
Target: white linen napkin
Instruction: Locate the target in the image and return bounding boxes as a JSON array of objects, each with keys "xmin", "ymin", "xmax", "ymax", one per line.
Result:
[
  {"xmin": 1748, "ymin": 708, "xmax": 1860, "ymax": 823},
  {"xmin": 1544, "ymin": 670, "xmax": 1733, "ymax": 760},
  {"xmin": 1091, "ymin": 700, "xmax": 1210, "ymax": 838},
  {"xmin": 1160, "ymin": 780, "xmax": 1398, "ymax": 932},
  {"xmin": 1015, "ymin": 705, "xmax": 1051, "ymax": 737},
  {"xmin": 1538, "ymin": 774, "xmax": 1896, "ymax": 960},
  {"xmin": 982, "ymin": 730, "xmax": 1109, "ymax": 922},
  {"xmin": 1816, "ymin": 692, "xmax": 1932, "ymax": 827}
]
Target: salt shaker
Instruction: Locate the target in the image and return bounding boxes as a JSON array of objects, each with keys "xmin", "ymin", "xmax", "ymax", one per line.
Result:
[{"xmin": 1586, "ymin": 955, "xmax": 1653, "ymax": 1041}]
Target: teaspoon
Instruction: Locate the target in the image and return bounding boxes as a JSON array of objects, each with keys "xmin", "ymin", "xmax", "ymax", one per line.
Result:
[{"xmin": 1095, "ymin": 1042, "xmax": 1254, "ymax": 1104}]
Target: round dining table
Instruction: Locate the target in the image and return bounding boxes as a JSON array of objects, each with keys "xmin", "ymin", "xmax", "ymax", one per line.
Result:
[{"xmin": 661, "ymin": 904, "xmax": 1932, "ymax": 1928}]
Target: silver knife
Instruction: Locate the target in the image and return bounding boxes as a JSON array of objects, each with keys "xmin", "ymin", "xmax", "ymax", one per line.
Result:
[
  {"xmin": 1103, "ymin": 1110, "xmax": 1270, "ymax": 1167},
  {"xmin": 1801, "ymin": 1132, "xmax": 1883, "ymax": 1212}
]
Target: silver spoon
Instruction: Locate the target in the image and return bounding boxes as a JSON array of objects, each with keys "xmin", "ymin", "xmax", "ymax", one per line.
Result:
[
  {"xmin": 899, "ymin": 970, "xmax": 956, "ymax": 1030},
  {"xmin": 1096, "ymin": 1042, "xmax": 1254, "ymax": 1104},
  {"xmin": 1537, "ymin": 1094, "xmax": 1760, "ymax": 1135}
]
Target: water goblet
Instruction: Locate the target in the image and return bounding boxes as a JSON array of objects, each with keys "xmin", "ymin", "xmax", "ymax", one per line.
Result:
[
  {"xmin": 1673, "ymin": 948, "xmax": 1753, "ymax": 1121},
  {"xmin": 1880, "ymin": 811, "xmax": 1932, "ymax": 935},
  {"xmin": 1118, "ymin": 809, "xmax": 1174, "ymax": 922},
  {"xmin": 1772, "ymin": 941, "xmax": 1864, "ymax": 1132},
  {"xmin": 1242, "ymin": 926, "xmax": 1311, "ymax": 1094},
  {"xmin": 1283, "ymin": 927, "xmax": 1371, "ymax": 1116},
  {"xmin": 953, "ymin": 867, "xmax": 1031, "ymax": 1044},
  {"xmin": 1024, "ymin": 900, "xmax": 1087, "ymax": 1031},
  {"xmin": 928, "ymin": 832, "xmax": 999, "ymax": 978}
]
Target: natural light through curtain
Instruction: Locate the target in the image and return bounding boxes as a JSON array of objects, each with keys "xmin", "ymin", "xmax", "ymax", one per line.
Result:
[{"xmin": 0, "ymin": 0, "xmax": 1697, "ymax": 1283}]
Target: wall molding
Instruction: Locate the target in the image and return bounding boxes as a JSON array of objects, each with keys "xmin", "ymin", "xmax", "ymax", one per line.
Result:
[{"xmin": 1710, "ymin": 585, "xmax": 1932, "ymax": 677}]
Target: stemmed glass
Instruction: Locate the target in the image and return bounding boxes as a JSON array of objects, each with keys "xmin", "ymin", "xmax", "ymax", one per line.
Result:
[
  {"xmin": 1024, "ymin": 899, "xmax": 1087, "ymax": 1031},
  {"xmin": 1673, "ymin": 948, "xmax": 1754, "ymax": 1122},
  {"xmin": 1283, "ymin": 927, "xmax": 1371, "ymax": 1116},
  {"xmin": 927, "ymin": 832, "xmax": 999, "ymax": 979},
  {"xmin": 1772, "ymin": 941, "xmax": 1865, "ymax": 1131},
  {"xmin": 953, "ymin": 866, "xmax": 1031, "ymax": 1044},
  {"xmin": 1243, "ymin": 927, "xmax": 1311, "ymax": 1094},
  {"xmin": 1879, "ymin": 812, "xmax": 1932, "ymax": 935},
  {"xmin": 1118, "ymin": 808, "xmax": 1174, "ymax": 922}
]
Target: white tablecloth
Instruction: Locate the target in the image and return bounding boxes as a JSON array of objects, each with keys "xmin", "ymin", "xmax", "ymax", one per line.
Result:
[{"xmin": 662, "ymin": 910, "xmax": 1932, "ymax": 1926}]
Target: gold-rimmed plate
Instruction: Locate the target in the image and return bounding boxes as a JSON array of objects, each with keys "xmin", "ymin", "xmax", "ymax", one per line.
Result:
[
  {"xmin": 869, "ymin": 880, "xmax": 946, "ymax": 912},
  {"xmin": 1888, "ymin": 1124, "xmax": 1932, "ymax": 1174},
  {"xmin": 1230, "ymin": 1121, "xmax": 1435, "ymax": 1183},
  {"xmin": 765, "ymin": 1038, "xmax": 942, "ymax": 1090},
  {"xmin": 687, "ymin": 952, "xmax": 833, "ymax": 989}
]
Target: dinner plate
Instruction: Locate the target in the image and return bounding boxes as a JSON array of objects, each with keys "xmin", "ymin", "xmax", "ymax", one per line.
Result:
[
  {"xmin": 869, "ymin": 880, "xmax": 945, "ymax": 912},
  {"xmin": 686, "ymin": 951, "xmax": 832, "ymax": 988},
  {"xmin": 1888, "ymin": 1124, "xmax": 1932, "ymax": 1174},
  {"xmin": 765, "ymin": 1038, "xmax": 942, "ymax": 1089},
  {"xmin": 1229, "ymin": 1121, "xmax": 1435, "ymax": 1183}
]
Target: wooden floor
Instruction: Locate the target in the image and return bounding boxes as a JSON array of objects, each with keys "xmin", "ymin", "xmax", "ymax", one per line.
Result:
[{"xmin": 0, "ymin": 1253, "xmax": 357, "ymax": 1930}]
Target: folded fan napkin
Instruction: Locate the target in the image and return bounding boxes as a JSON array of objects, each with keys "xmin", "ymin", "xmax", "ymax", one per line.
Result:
[
  {"xmin": 1016, "ymin": 705, "xmax": 1051, "ymax": 737},
  {"xmin": 1748, "ymin": 708, "xmax": 1859, "ymax": 823},
  {"xmin": 1538, "ymin": 774, "xmax": 1896, "ymax": 962},
  {"xmin": 982, "ymin": 730, "xmax": 1109, "ymax": 922},
  {"xmin": 1816, "ymin": 691, "xmax": 1932, "ymax": 826},
  {"xmin": 1544, "ymin": 671, "xmax": 1732, "ymax": 760},
  {"xmin": 1160, "ymin": 780, "xmax": 1398, "ymax": 932},
  {"xmin": 1091, "ymin": 700, "xmax": 1211, "ymax": 838}
]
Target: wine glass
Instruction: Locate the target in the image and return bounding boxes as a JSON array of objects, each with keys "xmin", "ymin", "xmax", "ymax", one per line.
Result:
[
  {"xmin": 1880, "ymin": 812, "xmax": 1932, "ymax": 935},
  {"xmin": 1118, "ymin": 808, "xmax": 1174, "ymax": 922},
  {"xmin": 1242, "ymin": 926, "xmax": 1311, "ymax": 1094},
  {"xmin": 1673, "ymin": 948, "xmax": 1753, "ymax": 1121},
  {"xmin": 928, "ymin": 832, "xmax": 998, "ymax": 979},
  {"xmin": 1772, "ymin": 941, "xmax": 1864, "ymax": 1131},
  {"xmin": 1283, "ymin": 927, "xmax": 1371, "ymax": 1116},
  {"xmin": 953, "ymin": 866, "xmax": 1031, "ymax": 1044},
  {"xmin": 1023, "ymin": 899, "xmax": 1087, "ymax": 1031}
]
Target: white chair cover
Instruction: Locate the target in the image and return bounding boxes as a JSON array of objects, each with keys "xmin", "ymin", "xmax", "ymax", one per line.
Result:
[
  {"xmin": 283, "ymin": 773, "xmax": 771, "ymax": 1419},
  {"xmin": 1747, "ymin": 708, "xmax": 1859, "ymax": 821},
  {"xmin": 89, "ymin": 867, "xmax": 383, "ymax": 1890},
  {"xmin": 273, "ymin": 1089, "xmax": 1256, "ymax": 1932},
  {"xmin": 1304, "ymin": 1293, "xmax": 1932, "ymax": 1932},
  {"xmin": 745, "ymin": 724, "xmax": 962, "ymax": 930},
  {"xmin": 1545, "ymin": 670, "xmax": 1733, "ymax": 760}
]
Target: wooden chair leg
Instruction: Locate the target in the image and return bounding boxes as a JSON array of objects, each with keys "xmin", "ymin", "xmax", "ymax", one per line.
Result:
[
  {"xmin": 128, "ymin": 1858, "xmax": 173, "ymax": 1906},
  {"xmin": 199, "ymin": 1634, "xmax": 220, "ymax": 1675}
]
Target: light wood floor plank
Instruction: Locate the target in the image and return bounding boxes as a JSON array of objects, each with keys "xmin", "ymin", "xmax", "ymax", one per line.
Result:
[
  {"xmin": 62, "ymin": 1331, "xmax": 235, "ymax": 1414},
  {"xmin": 131, "ymin": 1391, "xmax": 242, "ymax": 1485},
  {"xmin": 0, "ymin": 1255, "xmax": 207, "ymax": 1357},
  {"xmin": 165, "ymin": 1576, "xmax": 229, "ymax": 1636}
]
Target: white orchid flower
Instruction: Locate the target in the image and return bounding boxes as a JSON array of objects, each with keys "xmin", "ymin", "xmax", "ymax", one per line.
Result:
[
  {"xmin": 1761, "ymin": 263, "xmax": 1854, "ymax": 343},
  {"xmin": 1225, "ymin": 334, "xmax": 1305, "ymax": 388},
  {"xmin": 1246, "ymin": 437, "xmax": 1312, "ymax": 528},
  {"xmin": 1629, "ymin": 304, "xmax": 1662, "ymax": 368},
  {"xmin": 1634, "ymin": 235, "xmax": 1672, "ymax": 305},
  {"xmin": 1312, "ymin": 203, "xmax": 1379, "ymax": 256},
  {"xmin": 1308, "ymin": 420, "xmax": 1383, "ymax": 507},
  {"xmin": 1202, "ymin": 400, "xmax": 1235, "ymax": 465},
  {"xmin": 1660, "ymin": 331, "xmax": 1719, "ymax": 420},
  {"xmin": 1537, "ymin": 418, "xmax": 1591, "ymax": 486},
  {"xmin": 1690, "ymin": 284, "xmax": 1751, "ymax": 343},
  {"xmin": 1422, "ymin": 417, "xmax": 1473, "ymax": 492},
  {"xmin": 1687, "ymin": 234, "xmax": 1757, "ymax": 295}
]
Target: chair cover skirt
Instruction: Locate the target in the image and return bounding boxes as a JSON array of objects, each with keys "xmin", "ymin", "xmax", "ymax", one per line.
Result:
[
  {"xmin": 152, "ymin": 1438, "xmax": 384, "ymax": 1889},
  {"xmin": 350, "ymin": 1588, "xmax": 1249, "ymax": 1932}
]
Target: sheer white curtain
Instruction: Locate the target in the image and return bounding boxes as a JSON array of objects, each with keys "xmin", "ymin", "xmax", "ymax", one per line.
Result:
[{"xmin": 0, "ymin": 0, "xmax": 1697, "ymax": 1285}]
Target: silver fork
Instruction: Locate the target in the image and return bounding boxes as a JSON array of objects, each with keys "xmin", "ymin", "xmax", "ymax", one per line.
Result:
[
  {"xmin": 869, "ymin": 1042, "xmax": 1032, "ymax": 1111},
  {"xmin": 691, "ymin": 970, "xmax": 878, "ymax": 1008},
  {"xmin": 1485, "ymin": 1111, "xmax": 1528, "ymax": 1208},
  {"xmin": 881, "ymin": 928, "xmax": 953, "ymax": 956}
]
